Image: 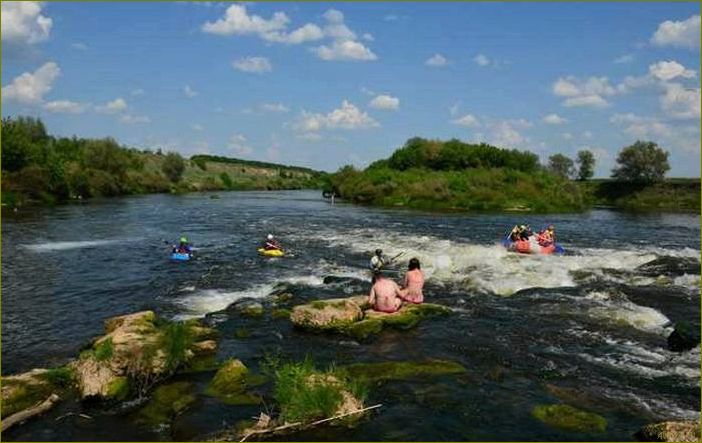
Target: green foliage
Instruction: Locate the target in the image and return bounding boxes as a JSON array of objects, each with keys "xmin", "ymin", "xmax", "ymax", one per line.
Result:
[
  {"xmin": 106, "ymin": 377, "xmax": 131, "ymax": 401},
  {"xmin": 548, "ymin": 154, "xmax": 575, "ymax": 179},
  {"xmin": 576, "ymin": 150, "xmax": 595, "ymax": 181},
  {"xmin": 161, "ymin": 152, "xmax": 185, "ymax": 183},
  {"xmin": 94, "ymin": 338, "xmax": 114, "ymax": 362},
  {"xmin": 1, "ymin": 116, "xmax": 48, "ymax": 172},
  {"xmin": 191, "ymin": 154, "xmax": 319, "ymax": 175},
  {"xmin": 219, "ymin": 172, "xmax": 233, "ymax": 189},
  {"xmin": 532, "ymin": 404, "xmax": 607, "ymax": 433},
  {"xmin": 159, "ymin": 322, "xmax": 193, "ymax": 371},
  {"xmin": 192, "ymin": 157, "xmax": 208, "ymax": 171},
  {"xmin": 42, "ymin": 366, "xmax": 76, "ymax": 388},
  {"xmin": 611, "ymin": 140, "xmax": 670, "ymax": 183}
]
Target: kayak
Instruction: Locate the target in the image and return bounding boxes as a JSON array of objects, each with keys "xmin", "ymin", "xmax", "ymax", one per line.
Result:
[
  {"xmin": 258, "ymin": 248, "xmax": 284, "ymax": 257},
  {"xmin": 171, "ymin": 252, "xmax": 191, "ymax": 261}
]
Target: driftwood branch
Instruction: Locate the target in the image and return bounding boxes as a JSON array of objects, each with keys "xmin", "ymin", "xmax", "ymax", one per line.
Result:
[
  {"xmin": 239, "ymin": 403, "xmax": 382, "ymax": 442},
  {"xmin": 2, "ymin": 393, "xmax": 60, "ymax": 431}
]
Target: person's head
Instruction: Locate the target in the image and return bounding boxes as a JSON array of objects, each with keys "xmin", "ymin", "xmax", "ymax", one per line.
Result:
[
  {"xmin": 547, "ymin": 224, "xmax": 554, "ymax": 232},
  {"xmin": 267, "ymin": 234, "xmax": 274, "ymax": 241},
  {"xmin": 180, "ymin": 236, "xmax": 188, "ymax": 244},
  {"xmin": 375, "ymin": 249, "xmax": 383, "ymax": 257},
  {"xmin": 519, "ymin": 224, "xmax": 527, "ymax": 231},
  {"xmin": 408, "ymin": 257, "xmax": 421, "ymax": 270}
]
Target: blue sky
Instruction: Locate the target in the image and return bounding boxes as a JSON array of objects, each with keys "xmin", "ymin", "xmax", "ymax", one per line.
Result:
[{"xmin": 2, "ymin": 2, "xmax": 700, "ymax": 176}]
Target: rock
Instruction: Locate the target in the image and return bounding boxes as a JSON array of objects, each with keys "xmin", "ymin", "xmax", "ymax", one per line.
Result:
[
  {"xmin": 637, "ymin": 256, "xmax": 701, "ymax": 277},
  {"xmin": 191, "ymin": 340, "xmax": 218, "ymax": 355},
  {"xmin": 291, "ymin": 298, "xmax": 363, "ymax": 330},
  {"xmin": 635, "ymin": 421, "xmax": 700, "ymax": 442},
  {"xmin": 271, "ymin": 309, "xmax": 291, "ymax": 319},
  {"xmin": 135, "ymin": 381, "xmax": 196, "ymax": 427},
  {"xmin": 1, "ymin": 369, "xmax": 54, "ymax": 418},
  {"xmin": 206, "ymin": 359, "xmax": 260, "ymax": 405},
  {"xmin": 72, "ymin": 358, "xmax": 122, "ymax": 399},
  {"xmin": 343, "ymin": 360, "xmax": 466, "ymax": 383},
  {"xmin": 667, "ymin": 321, "xmax": 700, "ymax": 352},
  {"xmin": 531, "ymin": 404, "xmax": 607, "ymax": 433},
  {"xmin": 322, "ymin": 276, "xmax": 368, "ymax": 287},
  {"xmin": 235, "ymin": 301, "xmax": 264, "ymax": 318},
  {"xmin": 273, "ymin": 292, "xmax": 294, "ymax": 303},
  {"xmin": 304, "ymin": 373, "xmax": 364, "ymax": 417}
]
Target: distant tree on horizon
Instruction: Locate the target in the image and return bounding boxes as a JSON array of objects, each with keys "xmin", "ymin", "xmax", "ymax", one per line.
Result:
[
  {"xmin": 547, "ymin": 153, "xmax": 575, "ymax": 179},
  {"xmin": 576, "ymin": 150, "xmax": 595, "ymax": 181},
  {"xmin": 162, "ymin": 152, "xmax": 185, "ymax": 183},
  {"xmin": 611, "ymin": 141, "xmax": 669, "ymax": 183}
]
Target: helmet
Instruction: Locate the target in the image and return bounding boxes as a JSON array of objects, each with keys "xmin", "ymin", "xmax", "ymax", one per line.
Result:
[
  {"xmin": 375, "ymin": 249, "xmax": 383, "ymax": 256},
  {"xmin": 547, "ymin": 225, "xmax": 554, "ymax": 231},
  {"xmin": 267, "ymin": 234, "xmax": 274, "ymax": 240},
  {"xmin": 180, "ymin": 236, "xmax": 188, "ymax": 243}
]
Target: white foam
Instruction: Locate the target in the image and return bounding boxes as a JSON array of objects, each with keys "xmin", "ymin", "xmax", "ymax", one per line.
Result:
[
  {"xmin": 23, "ymin": 240, "xmax": 122, "ymax": 252},
  {"xmin": 587, "ymin": 301, "xmax": 670, "ymax": 333}
]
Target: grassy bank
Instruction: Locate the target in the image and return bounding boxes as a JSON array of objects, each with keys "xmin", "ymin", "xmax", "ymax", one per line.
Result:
[
  {"xmin": 329, "ymin": 138, "xmax": 588, "ymax": 213},
  {"xmin": 1, "ymin": 116, "xmax": 326, "ymax": 208},
  {"xmin": 583, "ymin": 179, "xmax": 700, "ymax": 212}
]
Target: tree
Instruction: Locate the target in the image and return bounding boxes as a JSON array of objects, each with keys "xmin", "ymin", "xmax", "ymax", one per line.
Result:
[
  {"xmin": 576, "ymin": 150, "xmax": 595, "ymax": 181},
  {"xmin": 547, "ymin": 154, "xmax": 575, "ymax": 179},
  {"xmin": 611, "ymin": 141, "xmax": 669, "ymax": 182},
  {"xmin": 162, "ymin": 152, "xmax": 185, "ymax": 183},
  {"xmin": 1, "ymin": 116, "xmax": 49, "ymax": 172}
]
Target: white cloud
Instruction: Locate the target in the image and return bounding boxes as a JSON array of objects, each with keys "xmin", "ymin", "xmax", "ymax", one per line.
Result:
[
  {"xmin": 184, "ymin": 85, "xmax": 198, "ymax": 98},
  {"xmin": 451, "ymin": 114, "xmax": 480, "ymax": 127},
  {"xmin": 362, "ymin": 33, "xmax": 374, "ymax": 42},
  {"xmin": 228, "ymin": 133, "xmax": 253, "ymax": 156},
  {"xmin": 120, "ymin": 114, "xmax": 150, "ymax": 124},
  {"xmin": 562, "ymin": 133, "xmax": 574, "ymax": 140},
  {"xmin": 97, "ymin": 97, "xmax": 128, "ymax": 114},
  {"xmin": 297, "ymin": 132, "xmax": 323, "ymax": 141},
  {"xmin": 651, "ymin": 15, "xmax": 700, "ymax": 49},
  {"xmin": 473, "ymin": 54, "xmax": 490, "ymax": 67},
  {"xmin": 261, "ymin": 102, "xmax": 289, "ymax": 113},
  {"xmin": 1, "ymin": 1, "xmax": 52, "ymax": 45},
  {"xmin": 491, "ymin": 120, "xmax": 527, "ymax": 148},
  {"xmin": 613, "ymin": 54, "xmax": 634, "ymax": 64},
  {"xmin": 543, "ymin": 113, "xmax": 567, "ymax": 125},
  {"xmin": 201, "ymin": 4, "xmax": 289, "ymax": 37},
  {"xmin": 369, "ymin": 94, "xmax": 399, "ymax": 110},
  {"xmin": 2, "ymin": 62, "xmax": 60, "ymax": 105},
  {"xmin": 295, "ymin": 100, "xmax": 379, "ymax": 133},
  {"xmin": 360, "ymin": 86, "xmax": 375, "ymax": 96},
  {"xmin": 449, "ymin": 102, "xmax": 460, "ymax": 117},
  {"xmin": 563, "ymin": 95, "xmax": 610, "ymax": 108},
  {"xmin": 425, "ymin": 53, "xmax": 448, "ymax": 67},
  {"xmin": 610, "ymin": 113, "xmax": 672, "ymax": 138},
  {"xmin": 649, "ymin": 60, "xmax": 697, "ymax": 81},
  {"xmin": 232, "ymin": 56, "xmax": 272, "ymax": 73},
  {"xmin": 314, "ymin": 39, "xmax": 377, "ymax": 61},
  {"xmin": 43, "ymin": 100, "xmax": 89, "ymax": 114},
  {"xmin": 616, "ymin": 74, "xmax": 655, "ymax": 94},
  {"xmin": 583, "ymin": 130, "xmax": 593, "ymax": 139},
  {"xmin": 660, "ymin": 83, "xmax": 701, "ymax": 119},
  {"xmin": 265, "ymin": 23, "xmax": 324, "ymax": 45},
  {"xmin": 192, "ymin": 123, "xmax": 204, "ymax": 131},
  {"xmin": 131, "ymin": 88, "xmax": 145, "ymax": 96},
  {"xmin": 71, "ymin": 42, "xmax": 88, "ymax": 51}
]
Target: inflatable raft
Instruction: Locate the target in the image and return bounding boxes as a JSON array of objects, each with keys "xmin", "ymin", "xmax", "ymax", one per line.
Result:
[
  {"xmin": 258, "ymin": 248, "xmax": 284, "ymax": 257},
  {"xmin": 170, "ymin": 252, "xmax": 191, "ymax": 261},
  {"xmin": 502, "ymin": 236, "xmax": 564, "ymax": 255}
]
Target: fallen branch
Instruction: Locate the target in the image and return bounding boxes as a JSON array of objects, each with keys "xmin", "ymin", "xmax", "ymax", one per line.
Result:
[
  {"xmin": 239, "ymin": 403, "xmax": 382, "ymax": 442},
  {"xmin": 2, "ymin": 393, "xmax": 60, "ymax": 431},
  {"xmin": 55, "ymin": 412, "xmax": 93, "ymax": 422}
]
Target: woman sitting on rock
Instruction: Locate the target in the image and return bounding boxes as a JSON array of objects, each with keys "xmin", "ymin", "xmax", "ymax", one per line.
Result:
[
  {"xmin": 368, "ymin": 271, "xmax": 404, "ymax": 313},
  {"xmin": 400, "ymin": 257, "xmax": 424, "ymax": 304}
]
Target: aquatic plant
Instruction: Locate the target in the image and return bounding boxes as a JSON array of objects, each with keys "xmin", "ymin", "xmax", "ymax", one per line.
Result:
[{"xmin": 532, "ymin": 403, "xmax": 607, "ymax": 433}]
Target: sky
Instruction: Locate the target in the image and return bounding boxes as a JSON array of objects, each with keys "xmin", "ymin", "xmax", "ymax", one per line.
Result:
[{"xmin": 2, "ymin": 2, "xmax": 700, "ymax": 176}]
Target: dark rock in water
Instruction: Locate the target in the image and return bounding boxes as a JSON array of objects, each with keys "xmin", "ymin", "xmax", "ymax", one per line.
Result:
[
  {"xmin": 635, "ymin": 420, "xmax": 700, "ymax": 442},
  {"xmin": 667, "ymin": 321, "xmax": 700, "ymax": 352},
  {"xmin": 637, "ymin": 256, "xmax": 701, "ymax": 277},
  {"xmin": 230, "ymin": 300, "xmax": 264, "ymax": 318},
  {"xmin": 618, "ymin": 285, "xmax": 699, "ymax": 326},
  {"xmin": 322, "ymin": 275, "xmax": 368, "ymax": 287}
]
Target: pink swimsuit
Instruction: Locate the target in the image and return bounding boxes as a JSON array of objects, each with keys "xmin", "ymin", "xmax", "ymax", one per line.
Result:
[
  {"xmin": 401, "ymin": 269, "xmax": 424, "ymax": 304},
  {"xmin": 368, "ymin": 278, "xmax": 403, "ymax": 313}
]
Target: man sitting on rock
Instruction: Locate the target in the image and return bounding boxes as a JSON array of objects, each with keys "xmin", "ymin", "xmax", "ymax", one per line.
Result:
[{"xmin": 368, "ymin": 271, "xmax": 404, "ymax": 313}]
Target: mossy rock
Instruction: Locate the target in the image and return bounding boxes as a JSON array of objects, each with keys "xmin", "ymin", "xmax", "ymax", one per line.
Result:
[
  {"xmin": 180, "ymin": 355, "xmax": 221, "ymax": 374},
  {"xmin": 238, "ymin": 302, "xmax": 264, "ymax": 319},
  {"xmin": 206, "ymin": 359, "xmax": 261, "ymax": 404},
  {"xmin": 106, "ymin": 376, "xmax": 131, "ymax": 401},
  {"xmin": 360, "ymin": 303, "xmax": 452, "ymax": 333},
  {"xmin": 341, "ymin": 319, "xmax": 384, "ymax": 340},
  {"xmin": 343, "ymin": 360, "xmax": 466, "ymax": 383},
  {"xmin": 1, "ymin": 374, "xmax": 54, "ymax": 417},
  {"xmin": 136, "ymin": 381, "xmax": 196, "ymax": 426},
  {"xmin": 272, "ymin": 309, "xmax": 292, "ymax": 319},
  {"xmin": 532, "ymin": 404, "xmax": 607, "ymax": 433}
]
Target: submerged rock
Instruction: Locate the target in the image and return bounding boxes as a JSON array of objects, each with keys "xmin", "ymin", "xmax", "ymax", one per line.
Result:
[
  {"xmin": 206, "ymin": 359, "xmax": 262, "ymax": 405},
  {"xmin": 234, "ymin": 301, "xmax": 265, "ymax": 318},
  {"xmin": 635, "ymin": 420, "xmax": 701, "ymax": 442},
  {"xmin": 531, "ymin": 403, "xmax": 607, "ymax": 433},
  {"xmin": 667, "ymin": 321, "xmax": 700, "ymax": 352},
  {"xmin": 343, "ymin": 360, "xmax": 466, "ymax": 383},
  {"xmin": 135, "ymin": 381, "xmax": 196, "ymax": 427},
  {"xmin": 637, "ymin": 256, "xmax": 700, "ymax": 277},
  {"xmin": 291, "ymin": 296, "xmax": 451, "ymax": 339},
  {"xmin": 1, "ymin": 369, "xmax": 65, "ymax": 418}
]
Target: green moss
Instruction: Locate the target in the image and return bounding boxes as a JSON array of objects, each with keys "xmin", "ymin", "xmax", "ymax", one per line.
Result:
[
  {"xmin": 180, "ymin": 355, "xmax": 220, "ymax": 374},
  {"xmin": 240, "ymin": 304, "xmax": 264, "ymax": 318},
  {"xmin": 311, "ymin": 301, "xmax": 327, "ymax": 310},
  {"xmin": 532, "ymin": 404, "xmax": 607, "ymax": 433},
  {"xmin": 343, "ymin": 360, "xmax": 466, "ymax": 383},
  {"xmin": 94, "ymin": 337, "xmax": 114, "ymax": 362},
  {"xmin": 41, "ymin": 366, "xmax": 75, "ymax": 388},
  {"xmin": 106, "ymin": 377, "xmax": 131, "ymax": 401},
  {"xmin": 206, "ymin": 359, "xmax": 259, "ymax": 404},
  {"xmin": 136, "ymin": 381, "xmax": 196, "ymax": 426},
  {"xmin": 1, "ymin": 378, "xmax": 54, "ymax": 417},
  {"xmin": 342, "ymin": 319, "xmax": 383, "ymax": 340},
  {"xmin": 271, "ymin": 309, "xmax": 292, "ymax": 319}
]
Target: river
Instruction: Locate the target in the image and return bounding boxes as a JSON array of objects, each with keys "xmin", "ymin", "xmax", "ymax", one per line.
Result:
[{"xmin": 2, "ymin": 190, "xmax": 700, "ymax": 441}]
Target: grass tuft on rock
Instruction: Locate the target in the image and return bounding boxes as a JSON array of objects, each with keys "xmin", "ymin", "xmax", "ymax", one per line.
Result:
[{"xmin": 94, "ymin": 338, "xmax": 114, "ymax": 362}]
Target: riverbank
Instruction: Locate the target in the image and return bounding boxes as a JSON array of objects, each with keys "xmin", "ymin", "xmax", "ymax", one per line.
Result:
[{"xmin": 585, "ymin": 179, "xmax": 701, "ymax": 212}]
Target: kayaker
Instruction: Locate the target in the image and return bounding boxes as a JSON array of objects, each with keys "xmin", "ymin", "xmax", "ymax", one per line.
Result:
[
  {"xmin": 368, "ymin": 271, "xmax": 404, "ymax": 313},
  {"xmin": 400, "ymin": 257, "xmax": 424, "ymax": 304},
  {"xmin": 509, "ymin": 224, "xmax": 532, "ymax": 242},
  {"xmin": 369, "ymin": 249, "xmax": 387, "ymax": 272},
  {"xmin": 173, "ymin": 237, "xmax": 192, "ymax": 254},
  {"xmin": 537, "ymin": 225, "xmax": 556, "ymax": 246},
  {"xmin": 263, "ymin": 233, "xmax": 281, "ymax": 251}
]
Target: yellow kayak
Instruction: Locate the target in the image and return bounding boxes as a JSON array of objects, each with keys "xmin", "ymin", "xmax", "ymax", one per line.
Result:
[{"xmin": 258, "ymin": 248, "xmax": 284, "ymax": 257}]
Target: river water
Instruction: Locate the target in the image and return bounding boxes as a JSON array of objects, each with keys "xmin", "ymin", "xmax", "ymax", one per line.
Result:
[{"xmin": 2, "ymin": 190, "xmax": 700, "ymax": 441}]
